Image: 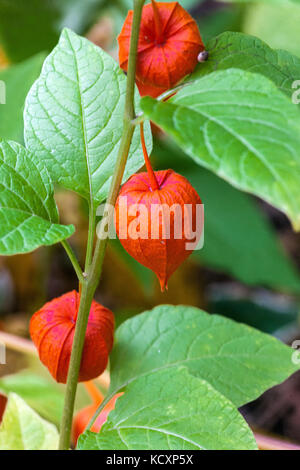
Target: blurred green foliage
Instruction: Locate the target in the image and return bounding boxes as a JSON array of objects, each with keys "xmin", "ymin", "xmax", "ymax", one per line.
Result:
[
  {"xmin": 0, "ymin": 0, "xmax": 105, "ymax": 62},
  {"xmin": 209, "ymin": 298, "xmax": 298, "ymax": 334},
  {"xmin": 0, "ymin": 53, "xmax": 45, "ymax": 142},
  {"xmin": 198, "ymin": 3, "xmax": 244, "ymax": 42},
  {"xmin": 243, "ymin": 2, "xmax": 300, "ymax": 58},
  {"xmin": 0, "ymin": 371, "xmax": 64, "ymax": 425}
]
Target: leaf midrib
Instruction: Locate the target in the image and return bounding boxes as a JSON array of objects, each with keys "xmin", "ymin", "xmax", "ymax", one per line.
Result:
[{"xmin": 64, "ymin": 30, "xmax": 94, "ymax": 212}]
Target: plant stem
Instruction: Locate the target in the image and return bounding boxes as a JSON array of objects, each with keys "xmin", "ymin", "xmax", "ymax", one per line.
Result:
[
  {"xmin": 61, "ymin": 240, "xmax": 84, "ymax": 283},
  {"xmin": 58, "ymin": 0, "xmax": 145, "ymax": 450},
  {"xmin": 87, "ymin": 390, "xmax": 115, "ymax": 430},
  {"xmin": 84, "ymin": 203, "xmax": 96, "ymax": 273}
]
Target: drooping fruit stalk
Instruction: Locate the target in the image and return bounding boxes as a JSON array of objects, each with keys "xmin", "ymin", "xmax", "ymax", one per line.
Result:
[
  {"xmin": 140, "ymin": 123, "xmax": 159, "ymax": 191},
  {"xmin": 84, "ymin": 380, "xmax": 104, "ymax": 405}
]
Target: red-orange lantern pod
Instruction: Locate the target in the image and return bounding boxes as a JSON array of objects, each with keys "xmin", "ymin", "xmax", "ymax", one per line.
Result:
[
  {"xmin": 30, "ymin": 291, "xmax": 114, "ymax": 384},
  {"xmin": 115, "ymin": 125, "xmax": 203, "ymax": 291},
  {"xmin": 118, "ymin": 1, "xmax": 205, "ymax": 95},
  {"xmin": 136, "ymin": 79, "xmax": 166, "ymax": 99}
]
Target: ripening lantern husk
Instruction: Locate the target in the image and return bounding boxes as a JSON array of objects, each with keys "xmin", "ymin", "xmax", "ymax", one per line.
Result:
[
  {"xmin": 115, "ymin": 170, "xmax": 203, "ymax": 291},
  {"xmin": 30, "ymin": 291, "xmax": 114, "ymax": 383},
  {"xmin": 118, "ymin": 1, "xmax": 204, "ymax": 95}
]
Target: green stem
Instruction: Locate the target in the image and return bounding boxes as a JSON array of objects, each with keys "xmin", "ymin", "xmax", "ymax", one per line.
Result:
[
  {"xmin": 87, "ymin": 390, "xmax": 116, "ymax": 431},
  {"xmin": 61, "ymin": 240, "xmax": 84, "ymax": 283},
  {"xmin": 58, "ymin": 280, "xmax": 93, "ymax": 450},
  {"xmin": 84, "ymin": 203, "xmax": 96, "ymax": 272},
  {"xmin": 131, "ymin": 81, "xmax": 193, "ymax": 127},
  {"xmin": 58, "ymin": 0, "xmax": 145, "ymax": 450}
]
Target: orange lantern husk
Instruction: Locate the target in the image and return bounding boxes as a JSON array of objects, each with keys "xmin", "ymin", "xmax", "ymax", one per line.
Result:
[
  {"xmin": 30, "ymin": 291, "xmax": 114, "ymax": 384},
  {"xmin": 118, "ymin": 1, "xmax": 204, "ymax": 96},
  {"xmin": 115, "ymin": 125, "xmax": 203, "ymax": 291}
]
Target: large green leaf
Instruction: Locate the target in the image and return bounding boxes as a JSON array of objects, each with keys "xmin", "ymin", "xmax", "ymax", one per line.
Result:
[
  {"xmin": 0, "ymin": 0, "xmax": 105, "ymax": 62},
  {"xmin": 24, "ymin": 28, "xmax": 152, "ymax": 207},
  {"xmin": 191, "ymin": 31, "xmax": 300, "ymax": 105},
  {"xmin": 109, "ymin": 305, "xmax": 298, "ymax": 407},
  {"xmin": 0, "ymin": 393, "xmax": 58, "ymax": 450},
  {"xmin": 78, "ymin": 367, "xmax": 257, "ymax": 450},
  {"xmin": 153, "ymin": 139, "xmax": 300, "ymax": 293},
  {"xmin": 0, "ymin": 53, "xmax": 45, "ymax": 142},
  {"xmin": 0, "ymin": 140, "xmax": 74, "ymax": 255},
  {"xmin": 141, "ymin": 69, "xmax": 300, "ymax": 230}
]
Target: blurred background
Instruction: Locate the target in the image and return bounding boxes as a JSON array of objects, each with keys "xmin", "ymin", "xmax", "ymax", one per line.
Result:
[{"xmin": 0, "ymin": 0, "xmax": 300, "ymax": 448}]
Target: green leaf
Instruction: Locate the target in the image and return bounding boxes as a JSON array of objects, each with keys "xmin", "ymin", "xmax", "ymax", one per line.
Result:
[
  {"xmin": 0, "ymin": 0, "xmax": 106, "ymax": 62},
  {"xmin": 78, "ymin": 367, "xmax": 257, "ymax": 450},
  {"xmin": 0, "ymin": 140, "xmax": 74, "ymax": 255},
  {"xmin": 191, "ymin": 31, "xmax": 300, "ymax": 105},
  {"xmin": 0, "ymin": 393, "xmax": 58, "ymax": 450},
  {"xmin": 109, "ymin": 305, "xmax": 298, "ymax": 407},
  {"xmin": 24, "ymin": 28, "xmax": 152, "ymax": 206},
  {"xmin": 0, "ymin": 53, "xmax": 45, "ymax": 142},
  {"xmin": 141, "ymin": 69, "xmax": 300, "ymax": 230},
  {"xmin": 0, "ymin": 372, "xmax": 64, "ymax": 426},
  {"xmin": 153, "ymin": 139, "xmax": 300, "ymax": 293}
]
